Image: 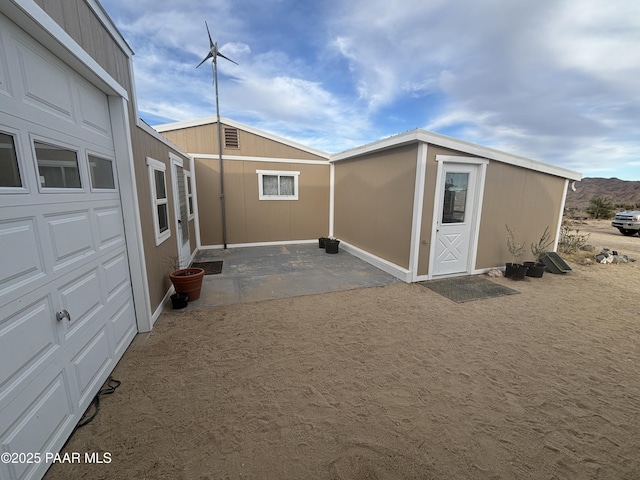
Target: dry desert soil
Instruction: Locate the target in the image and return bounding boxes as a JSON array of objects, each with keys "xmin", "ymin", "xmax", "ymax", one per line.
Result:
[{"xmin": 45, "ymin": 219, "xmax": 640, "ymax": 480}]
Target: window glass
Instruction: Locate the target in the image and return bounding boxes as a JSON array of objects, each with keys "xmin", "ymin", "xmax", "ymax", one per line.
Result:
[
  {"xmin": 157, "ymin": 204, "xmax": 168, "ymax": 233},
  {"xmin": 155, "ymin": 169, "xmax": 166, "ymax": 199},
  {"xmin": 442, "ymin": 172, "xmax": 468, "ymax": 224},
  {"xmin": 88, "ymin": 155, "xmax": 115, "ymax": 189},
  {"xmin": 0, "ymin": 132, "xmax": 22, "ymax": 188},
  {"xmin": 263, "ymin": 175, "xmax": 279, "ymax": 195},
  {"xmin": 35, "ymin": 141, "xmax": 81, "ymax": 188},
  {"xmin": 280, "ymin": 176, "xmax": 294, "ymax": 196}
]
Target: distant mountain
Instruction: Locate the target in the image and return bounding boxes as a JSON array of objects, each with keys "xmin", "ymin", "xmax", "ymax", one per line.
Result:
[{"xmin": 565, "ymin": 177, "xmax": 640, "ymax": 216}]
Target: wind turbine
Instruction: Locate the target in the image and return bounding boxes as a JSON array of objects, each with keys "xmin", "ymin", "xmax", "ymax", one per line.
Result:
[{"xmin": 196, "ymin": 21, "xmax": 238, "ymax": 249}]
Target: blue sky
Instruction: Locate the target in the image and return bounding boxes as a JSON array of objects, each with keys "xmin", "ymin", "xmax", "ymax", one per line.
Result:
[{"xmin": 101, "ymin": 0, "xmax": 640, "ymax": 180}]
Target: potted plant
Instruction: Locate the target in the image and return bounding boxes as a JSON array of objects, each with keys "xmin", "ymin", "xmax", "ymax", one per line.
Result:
[
  {"xmin": 166, "ymin": 256, "xmax": 205, "ymax": 302},
  {"xmin": 318, "ymin": 236, "xmax": 330, "ymax": 248},
  {"xmin": 526, "ymin": 226, "xmax": 554, "ymax": 278},
  {"xmin": 505, "ymin": 225, "xmax": 528, "ymax": 280},
  {"xmin": 324, "ymin": 237, "xmax": 340, "ymax": 254}
]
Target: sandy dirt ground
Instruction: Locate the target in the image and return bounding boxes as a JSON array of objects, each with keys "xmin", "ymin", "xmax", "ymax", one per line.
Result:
[{"xmin": 45, "ymin": 220, "xmax": 640, "ymax": 480}]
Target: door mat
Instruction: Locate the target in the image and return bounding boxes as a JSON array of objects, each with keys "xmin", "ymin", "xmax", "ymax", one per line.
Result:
[
  {"xmin": 190, "ymin": 261, "xmax": 223, "ymax": 275},
  {"xmin": 420, "ymin": 275, "xmax": 519, "ymax": 303}
]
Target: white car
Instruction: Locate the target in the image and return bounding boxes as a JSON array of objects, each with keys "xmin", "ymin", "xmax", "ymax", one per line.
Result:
[{"xmin": 612, "ymin": 211, "xmax": 640, "ymax": 236}]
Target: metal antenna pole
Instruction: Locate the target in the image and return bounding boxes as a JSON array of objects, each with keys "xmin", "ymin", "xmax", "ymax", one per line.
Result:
[{"xmin": 213, "ymin": 58, "xmax": 228, "ymax": 249}]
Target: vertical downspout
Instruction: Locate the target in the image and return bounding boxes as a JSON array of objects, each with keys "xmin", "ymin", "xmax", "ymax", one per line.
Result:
[{"xmin": 213, "ymin": 59, "xmax": 228, "ymax": 248}]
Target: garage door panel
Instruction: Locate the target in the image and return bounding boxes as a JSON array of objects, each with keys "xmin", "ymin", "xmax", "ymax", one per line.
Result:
[
  {"xmin": 0, "ymin": 295, "xmax": 59, "ymax": 412},
  {"xmin": 14, "ymin": 37, "xmax": 74, "ymax": 123},
  {"xmin": 46, "ymin": 211, "xmax": 95, "ymax": 271},
  {"xmin": 59, "ymin": 269, "xmax": 103, "ymax": 343},
  {"xmin": 103, "ymin": 251, "xmax": 129, "ymax": 301},
  {"xmin": 109, "ymin": 298, "xmax": 136, "ymax": 358},
  {"xmin": 70, "ymin": 327, "xmax": 112, "ymax": 408},
  {"xmin": 0, "ymin": 32, "xmax": 10, "ymax": 97},
  {"xmin": 95, "ymin": 206, "xmax": 125, "ymax": 250},
  {"xmin": 77, "ymin": 80, "xmax": 111, "ymax": 139},
  {"xmin": 0, "ymin": 366, "xmax": 75, "ymax": 480},
  {"xmin": 0, "ymin": 217, "xmax": 45, "ymax": 301}
]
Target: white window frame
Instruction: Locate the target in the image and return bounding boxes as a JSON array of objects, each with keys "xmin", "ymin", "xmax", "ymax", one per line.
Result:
[
  {"xmin": 184, "ymin": 170, "xmax": 194, "ymax": 219},
  {"xmin": 257, "ymin": 169, "xmax": 300, "ymax": 200},
  {"xmin": 146, "ymin": 156, "xmax": 171, "ymax": 245}
]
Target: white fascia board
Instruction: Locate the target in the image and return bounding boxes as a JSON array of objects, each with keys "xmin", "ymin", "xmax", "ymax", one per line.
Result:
[
  {"xmin": 191, "ymin": 154, "xmax": 329, "ymax": 166},
  {"xmin": 138, "ymin": 119, "xmax": 193, "ymax": 160},
  {"xmin": 330, "ymin": 128, "xmax": 582, "ymax": 181},
  {"xmin": 154, "ymin": 116, "xmax": 331, "ymax": 159},
  {"xmin": 4, "ymin": 0, "xmax": 128, "ymax": 99}
]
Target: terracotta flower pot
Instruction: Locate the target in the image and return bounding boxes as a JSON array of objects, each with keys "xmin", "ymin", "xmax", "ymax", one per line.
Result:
[{"xmin": 170, "ymin": 267, "xmax": 205, "ymax": 301}]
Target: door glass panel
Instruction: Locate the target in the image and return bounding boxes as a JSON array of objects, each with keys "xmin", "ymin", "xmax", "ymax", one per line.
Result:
[
  {"xmin": 35, "ymin": 141, "xmax": 81, "ymax": 188},
  {"xmin": 442, "ymin": 172, "xmax": 468, "ymax": 224},
  {"xmin": 88, "ymin": 155, "xmax": 115, "ymax": 189},
  {"xmin": 0, "ymin": 132, "xmax": 22, "ymax": 187}
]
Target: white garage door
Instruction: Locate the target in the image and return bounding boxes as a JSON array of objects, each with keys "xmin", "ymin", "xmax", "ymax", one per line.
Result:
[{"xmin": 0, "ymin": 14, "xmax": 137, "ymax": 480}]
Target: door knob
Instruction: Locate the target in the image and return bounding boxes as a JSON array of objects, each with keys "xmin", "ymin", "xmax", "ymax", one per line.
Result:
[{"xmin": 56, "ymin": 310, "xmax": 71, "ymax": 322}]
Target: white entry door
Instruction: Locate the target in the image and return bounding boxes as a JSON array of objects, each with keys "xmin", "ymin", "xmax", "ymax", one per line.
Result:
[
  {"xmin": 433, "ymin": 162, "xmax": 482, "ymax": 276},
  {"xmin": 171, "ymin": 155, "xmax": 191, "ymax": 267}
]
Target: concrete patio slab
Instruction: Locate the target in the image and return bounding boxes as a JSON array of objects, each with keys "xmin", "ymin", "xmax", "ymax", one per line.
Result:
[{"xmin": 184, "ymin": 243, "xmax": 402, "ymax": 307}]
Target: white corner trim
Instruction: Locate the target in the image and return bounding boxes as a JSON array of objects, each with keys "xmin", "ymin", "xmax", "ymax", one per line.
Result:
[
  {"xmin": 329, "ymin": 162, "xmax": 335, "ymax": 237},
  {"xmin": 409, "ymin": 143, "xmax": 428, "ymax": 281},
  {"xmin": 108, "ymin": 96, "xmax": 153, "ymax": 332},
  {"xmin": 554, "ymin": 179, "xmax": 570, "ymax": 251},
  {"xmin": 339, "ymin": 241, "xmax": 412, "ymax": 283}
]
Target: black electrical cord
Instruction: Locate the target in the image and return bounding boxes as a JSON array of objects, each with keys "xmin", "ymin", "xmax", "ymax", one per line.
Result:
[{"xmin": 74, "ymin": 376, "xmax": 121, "ymax": 431}]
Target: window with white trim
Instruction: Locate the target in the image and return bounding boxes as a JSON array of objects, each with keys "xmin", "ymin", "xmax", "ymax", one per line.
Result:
[
  {"xmin": 185, "ymin": 171, "xmax": 194, "ymax": 219},
  {"xmin": 0, "ymin": 131, "xmax": 22, "ymax": 189},
  {"xmin": 147, "ymin": 157, "xmax": 171, "ymax": 245},
  {"xmin": 257, "ymin": 169, "xmax": 300, "ymax": 200}
]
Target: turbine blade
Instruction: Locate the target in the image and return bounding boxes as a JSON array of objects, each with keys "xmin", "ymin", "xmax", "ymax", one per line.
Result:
[
  {"xmin": 196, "ymin": 51, "xmax": 214, "ymax": 68},
  {"xmin": 205, "ymin": 21, "xmax": 214, "ymax": 49},
  {"xmin": 217, "ymin": 51, "xmax": 239, "ymax": 65}
]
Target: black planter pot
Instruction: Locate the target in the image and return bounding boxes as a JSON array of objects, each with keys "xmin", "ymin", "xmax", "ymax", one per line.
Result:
[
  {"xmin": 505, "ymin": 263, "xmax": 516, "ymax": 278},
  {"xmin": 325, "ymin": 238, "xmax": 340, "ymax": 254},
  {"xmin": 511, "ymin": 264, "xmax": 529, "ymax": 280},
  {"xmin": 319, "ymin": 237, "xmax": 329, "ymax": 248},
  {"xmin": 524, "ymin": 261, "xmax": 545, "ymax": 278},
  {"xmin": 170, "ymin": 292, "xmax": 188, "ymax": 309}
]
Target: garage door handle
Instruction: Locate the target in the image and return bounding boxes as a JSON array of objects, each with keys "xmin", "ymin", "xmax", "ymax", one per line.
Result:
[{"xmin": 56, "ymin": 309, "xmax": 71, "ymax": 322}]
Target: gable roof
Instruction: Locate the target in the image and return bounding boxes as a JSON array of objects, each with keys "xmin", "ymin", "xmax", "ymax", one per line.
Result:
[
  {"xmin": 331, "ymin": 128, "xmax": 582, "ymax": 181},
  {"xmin": 154, "ymin": 116, "xmax": 330, "ymax": 159}
]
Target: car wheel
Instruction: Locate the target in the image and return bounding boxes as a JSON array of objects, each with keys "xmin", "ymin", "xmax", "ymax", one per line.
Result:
[{"xmin": 620, "ymin": 229, "xmax": 635, "ymax": 236}]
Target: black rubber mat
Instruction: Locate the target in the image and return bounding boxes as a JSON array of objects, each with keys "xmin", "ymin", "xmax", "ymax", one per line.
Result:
[{"xmin": 420, "ymin": 275, "xmax": 519, "ymax": 303}]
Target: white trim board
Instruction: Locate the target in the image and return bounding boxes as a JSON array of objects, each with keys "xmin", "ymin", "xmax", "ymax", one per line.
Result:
[
  {"xmin": 331, "ymin": 129, "xmax": 582, "ymax": 181},
  {"xmin": 154, "ymin": 116, "xmax": 330, "ymax": 159},
  {"xmin": 193, "ymin": 154, "xmax": 329, "ymax": 166},
  {"xmin": 339, "ymin": 241, "xmax": 412, "ymax": 283},
  {"xmin": 199, "ymin": 239, "xmax": 317, "ymax": 250},
  {"xmin": 3, "ymin": 0, "xmax": 128, "ymax": 99}
]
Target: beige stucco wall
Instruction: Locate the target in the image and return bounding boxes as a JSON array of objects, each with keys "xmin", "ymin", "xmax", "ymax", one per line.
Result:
[
  {"xmin": 476, "ymin": 162, "xmax": 566, "ymax": 269},
  {"xmin": 196, "ymin": 158, "xmax": 330, "ymax": 245},
  {"xmin": 333, "ymin": 144, "xmax": 418, "ymax": 269}
]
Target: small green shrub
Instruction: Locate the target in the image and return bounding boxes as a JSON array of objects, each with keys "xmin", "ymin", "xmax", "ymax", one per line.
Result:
[
  {"xmin": 558, "ymin": 225, "xmax": 590, "ymax": 254},
  {"xmin": 586, "ymin": 196, "xmax": 615, "ymax": 219}
]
